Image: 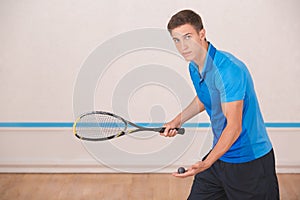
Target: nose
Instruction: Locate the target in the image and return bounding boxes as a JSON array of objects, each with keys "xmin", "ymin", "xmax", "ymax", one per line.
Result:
[{"xmin": 179, "ymin": 40, "xmax": 188, "ymax": 52}]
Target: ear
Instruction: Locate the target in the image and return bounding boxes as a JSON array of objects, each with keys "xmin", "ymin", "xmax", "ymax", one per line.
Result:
[{"xmin": 198, "ymin": 29, "xmax": 206, "ymax": 41}]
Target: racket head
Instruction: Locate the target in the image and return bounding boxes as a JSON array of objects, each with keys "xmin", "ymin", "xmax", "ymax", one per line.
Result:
[{"xmin": 73, "ymin": 111, "xmax": 128, "ymax": 141}]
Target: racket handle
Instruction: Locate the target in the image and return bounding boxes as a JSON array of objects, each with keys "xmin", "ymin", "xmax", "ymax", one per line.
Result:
[{"xmin": 159, "ymin": 127, "xmax": 185, "ymax": 135}]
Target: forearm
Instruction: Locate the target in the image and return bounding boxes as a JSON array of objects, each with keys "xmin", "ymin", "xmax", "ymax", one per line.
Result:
[
  {"xmin": 174, "ymin": 96, "xmax": 205, "ymax": 126},
  {"xmin": 204, "ymin": 124, "xmax": 241, "ymax": 166},
  {"xmin": 172, "ymin": 100, "xmax": 244, "ymax": 178},
  {"xmin": 204, "ymin": 101, "xmax": 243, "ymax": 166},
  {"xmin": 173, "ymin": 124, "xmax": 242, "ymax": 178}
]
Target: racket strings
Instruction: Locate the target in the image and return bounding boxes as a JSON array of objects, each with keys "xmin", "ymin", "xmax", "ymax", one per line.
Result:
[{"xmin": 75, "ymin": 114, "xmax": 126, "ymax": 139}]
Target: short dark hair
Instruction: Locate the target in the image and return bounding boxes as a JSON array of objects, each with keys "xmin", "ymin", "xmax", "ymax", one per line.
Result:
[{"xmin": 167, "ymin": 10, "xmax": 204, "ymax": 33}]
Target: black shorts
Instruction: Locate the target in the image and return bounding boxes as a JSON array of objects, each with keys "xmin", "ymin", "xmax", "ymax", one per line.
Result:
[{"xmin": 188, "ymin": 149, "xmax": 279, "ymax": 200}]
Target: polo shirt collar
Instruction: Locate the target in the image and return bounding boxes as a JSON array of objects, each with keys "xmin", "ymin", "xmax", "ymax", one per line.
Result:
[{"xmin": 189, "ymin": 42, "xmax": 216, "ymax": 81}]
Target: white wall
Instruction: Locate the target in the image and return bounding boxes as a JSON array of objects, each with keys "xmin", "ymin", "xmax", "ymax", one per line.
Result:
[{"xmin": 0, "ymin": 0, "xmax": 299, "ymax": 173}]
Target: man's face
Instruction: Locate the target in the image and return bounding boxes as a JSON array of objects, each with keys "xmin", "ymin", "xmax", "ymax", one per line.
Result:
[{"xmin": 170, "ymin": 24, "xmax": 205, "ymax": 62}]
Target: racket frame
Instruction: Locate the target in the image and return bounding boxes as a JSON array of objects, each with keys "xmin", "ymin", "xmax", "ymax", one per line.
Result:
[{"xmin": 73, "ymin": 111, "xmax": 184, "ymax": 141}]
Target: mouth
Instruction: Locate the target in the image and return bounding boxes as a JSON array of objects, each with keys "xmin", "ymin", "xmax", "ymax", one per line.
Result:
[{"xmin": 182, "ymin": 51, "xmax": 192, "ymax": 57}]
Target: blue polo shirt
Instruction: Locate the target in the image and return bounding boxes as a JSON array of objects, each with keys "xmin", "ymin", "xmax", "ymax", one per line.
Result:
[{"xmin": 189, "ymin": 43, "xmax": 272, "ymax": 163}]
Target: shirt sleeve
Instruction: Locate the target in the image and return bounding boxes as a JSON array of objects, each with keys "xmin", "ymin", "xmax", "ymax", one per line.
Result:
[{"xmin": 215, "ymin": 64, "xmax": 247, "ymax": 103}]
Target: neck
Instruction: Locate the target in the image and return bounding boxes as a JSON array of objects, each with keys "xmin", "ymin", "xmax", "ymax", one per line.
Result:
[{"xmin": 193, "ymin": 41, "xmax": 209, "ymax": 72}]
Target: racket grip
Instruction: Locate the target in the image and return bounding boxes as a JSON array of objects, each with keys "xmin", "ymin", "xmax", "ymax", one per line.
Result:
[{"xmin": 159, "ymin": 127, "xmax": 185, "ymax": 135}]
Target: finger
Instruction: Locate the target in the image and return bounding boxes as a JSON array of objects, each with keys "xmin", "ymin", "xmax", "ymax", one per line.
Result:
[
  {"xmin": 172, "ymin": 169, "xmax": 194, "ymax": 178},
  {"xmin": 168, "ymin": 131, "xmax": 176, "ymax": 137},
  {"xmin": 164, "ymin": 127, "xmax": 171, "ymax": 136},
  {"xmin": 161, "ymin": 126, "xmax": 171, "ymax": 137},
  {"xmin": 172, "ymin": 167, "xmax": 193, "ymax": 176},
  {"xmin": 165, "ymin": 129, "xmax": 177, "ymax": 137},
  {"xmin": 166, "ymin": 127, "xmax": 177, "ymax": 137},
  {"xmin": 170, "ymin": 129, "xmax": 178, "ymax": 137},
  {"xmin": 160, "ymin": 126, "xmax": 178, "ymax": 137}
]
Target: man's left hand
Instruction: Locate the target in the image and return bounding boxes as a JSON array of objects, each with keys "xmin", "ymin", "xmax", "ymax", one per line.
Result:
[{"xmin": 172, "ymin": 161, "xmax": 211, "ymax": 178}]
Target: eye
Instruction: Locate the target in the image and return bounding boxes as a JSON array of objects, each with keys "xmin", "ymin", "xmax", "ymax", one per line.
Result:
[
  {"xmin": 184, "ymin": 35, "xmax": 192, "ymax": 40},
  {"xmin": 173, "ymin": 38, "xmax": 180, "ymax": 43}
]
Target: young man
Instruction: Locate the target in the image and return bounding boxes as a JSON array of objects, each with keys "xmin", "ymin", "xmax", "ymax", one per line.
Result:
[{"xmin": 162, "ymin": 10, "xmax": 279, "ymax": 199}]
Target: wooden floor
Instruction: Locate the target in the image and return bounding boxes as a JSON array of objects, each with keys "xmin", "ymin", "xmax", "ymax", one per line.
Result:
[{"xmin": 0, "ymin": 173, "xmax": 299, "ymax": 200}]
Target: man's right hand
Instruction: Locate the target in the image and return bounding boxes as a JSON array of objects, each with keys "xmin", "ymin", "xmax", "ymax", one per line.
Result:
[{"xmin": 160, "ymin": 120, "xmax": 182, "ymax": 137}]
